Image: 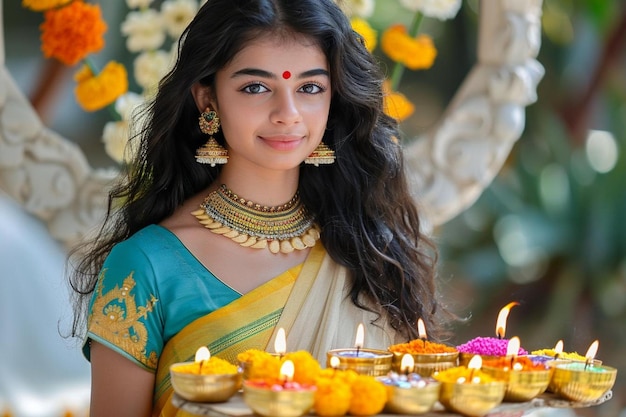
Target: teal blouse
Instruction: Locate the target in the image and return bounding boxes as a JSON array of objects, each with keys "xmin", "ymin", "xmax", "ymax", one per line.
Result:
[{"xmin": 83, "ymin": 224, "xmax": 240, "ymax": 371}]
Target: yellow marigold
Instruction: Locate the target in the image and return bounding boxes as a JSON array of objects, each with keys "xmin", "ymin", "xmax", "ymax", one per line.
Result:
[
  {"xmin": 531, "ymin": 349, "xmax": 587, "ymax": 361},
  {"xmin": 348, "ymin": 375, "xmax": 387, "ymax": 416},
  {"xmin": 383, "ymin": 81, "xmax": 414, "ymax": 121},
  {"xmin": 282, "ymin": 351, "xmax": 321, "ymax": 385},
  {"xmin": 381, "ymin": 25, "xmax": 437, "ymax": 70},
  {"xmin": 350, "ymin": 17, "xmax": 377, "ymax": 53},
  {"xmin": 237, "ymin": 349, "xmax": 273, "ymax": 364},
  {"xmin": 245, "ymin": 353, "xmax": 281, "ymax": 381},
  {"xmin": 40, "ymin": 1, "xmax": 107, "ymax": 66},
  {"xmin": 74, "ymin": 61, "xmax": 128, "ymax": 111},
  {"xmin": 313, "ymin": 375, "xmax": 352, "ymax": 416},
  {"xmin": 22, "ymin": 0, "xmax": 72, "ymax": 11}
]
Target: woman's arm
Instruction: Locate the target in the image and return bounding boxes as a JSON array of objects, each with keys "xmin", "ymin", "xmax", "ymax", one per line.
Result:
[{"xmin": 89, "ymin": 341, "xmax": 156, "ymax": 417}]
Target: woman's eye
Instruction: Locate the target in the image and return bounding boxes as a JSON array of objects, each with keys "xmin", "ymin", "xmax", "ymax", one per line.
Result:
[
  {"xmin": 242, "ymin": 83, "xmax": 269, "ymax": 94},
  {"xmin": 299, "ymin": 83, "xmax": 325, "ymax": 94}
]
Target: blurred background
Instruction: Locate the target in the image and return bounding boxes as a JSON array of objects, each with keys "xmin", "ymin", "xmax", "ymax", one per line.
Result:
[{"xmin": 1, "ymin": 0, "xmax": 625, "ymax": 416}]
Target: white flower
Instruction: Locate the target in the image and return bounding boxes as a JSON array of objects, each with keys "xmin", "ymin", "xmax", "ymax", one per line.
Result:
[
  {"xmin": 126, "ymin": 0, "xmax": 154, "ymax": 9},
  {"xmin": 115, "ymin": 92, "xmax": 144, "ymax": 121},
  {"xmin": 161, "ymin": 0, "xmax": 199, "ymax": 38},
  {"xmin": 102, "ymin": 121, "xmax": 131, "ymax": 164},
  {"xmin": 341, "ymin": 0, "xmax": 376, "ymax": 18},
  {"xmin": 121, "ymin": 9, "xmax": 166, "ymax": 52},
  {"xmin": 133, "ymin": 50, "xmax": 173, "ymax": 94},
  {"xmin": 398, "ymin": 0, "xmax": 462, "ymax": 20}
]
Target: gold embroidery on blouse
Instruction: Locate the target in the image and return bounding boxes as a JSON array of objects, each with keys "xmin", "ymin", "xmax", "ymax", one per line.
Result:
[{"xmin": 90, "ymin": 270, "xmax": 159, "ymax": 369}]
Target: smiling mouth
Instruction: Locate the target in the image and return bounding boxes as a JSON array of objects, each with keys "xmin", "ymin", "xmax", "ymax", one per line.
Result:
[{"xmin": 259, "ymin": 135, "xmax": 305, "ymax": 150}]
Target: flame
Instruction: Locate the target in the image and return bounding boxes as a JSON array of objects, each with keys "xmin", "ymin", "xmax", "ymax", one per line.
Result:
[
  {"xmin": 495, "ymin": 301, "xmax": 519, "ymax": 338},
  {"xmin": 584, "ymin": 340, "xmax": 599, "ymax": 361},
  {"xmin": 554, "ymin": 340, "xmax": 564, "ymax": 355},
  {"xmin": 194, "ymin": 346, "xmax": 210, "ymax": 363},
  {"xmin": 330, "ymin": 356, "xmax": 340, "ymax": 369},
  {"xmin": 355, "ymin": 323, "xmax": 365, "ymax": 349},
  {"xmin": 506, "ymin": 336, "xmax": 521, "ymax": 358},
  {"xmin": 280, "ymin": 360, "xmax": 295, "ymax": 382},
  {"xmin": 274, "ymin": 328, "xmax": 287, "ymax": 355},
  {"xmin": 417, "ymin": 318, "xmax": 427, "ymax": 339},
  {"xmin": 467, "ymin": 355, "xmax": 483, "ymax": 370},
  {"xmin": 401, "ymin": 354, "xmax": 415, "ymax": 374}
]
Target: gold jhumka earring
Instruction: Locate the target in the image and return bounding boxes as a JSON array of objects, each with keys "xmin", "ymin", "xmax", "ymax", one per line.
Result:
[
  {"xmin": 304, "ymin": 142, "xmax": 335, "ymax": 166},
  {"xmin": 195, "ymin": 108, "xmax": 228, "ymax": 166}
]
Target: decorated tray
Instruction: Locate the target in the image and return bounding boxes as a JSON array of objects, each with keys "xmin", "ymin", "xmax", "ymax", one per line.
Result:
[{"xmin": 171, "ymin": 390, "xmax": 613, "ymax": 417}]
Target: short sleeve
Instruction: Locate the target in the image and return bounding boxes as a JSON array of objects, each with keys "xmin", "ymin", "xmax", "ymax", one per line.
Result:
[{"xmin": 83, "ymin": 239, "xmax": 163, "ymax": 372}]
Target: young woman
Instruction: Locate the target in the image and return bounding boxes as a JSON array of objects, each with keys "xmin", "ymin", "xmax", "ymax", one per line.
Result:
[{"xmin": 69, "ymin": 0, "xmax": 453, "ymax": 415}]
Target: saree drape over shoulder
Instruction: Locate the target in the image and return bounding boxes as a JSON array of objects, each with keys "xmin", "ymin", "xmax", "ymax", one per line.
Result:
[{"xmin": 84, "ymin": 224, "xmax": 400, "ymax": 417}]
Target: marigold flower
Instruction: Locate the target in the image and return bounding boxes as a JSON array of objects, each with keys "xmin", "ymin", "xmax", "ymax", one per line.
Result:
[
  {"xmin": 348, "ymin": 375, "xmax": 387, "ymax": 416},
  {"xmin": 161, "ymin": 0, "xmax": 198, "ymax": 39},
  {"xmin": 381, "ymin": 25, "xmax": 437, "ymax": 70},
  {"xmin": 383, "ymin": 82, "xmax": 415, "ymax": 122},
  {"xmin": 40, "ymin": 1, "xmax": 107, "ymax": 66},
  {"xmin": 239, "ymin": 350, "xmax": 281, "ymax": 381},
  {"xmin": 22, "ymin": 0, "xmax": 72, "ymax": 11},
  {"xmin": 282, "ymin": 351, "xmax": 321, "ymax": 385},
  {"xmin": 74, "ymin": 61, "xmax": 129, "ymax": 111},
  {"xmin": 350, "ymin": 17, "xmax": 377, "ymax": 53},
  {"xmin": 313, "ymin": 375, "xmax": 352, "ymax": 416}
]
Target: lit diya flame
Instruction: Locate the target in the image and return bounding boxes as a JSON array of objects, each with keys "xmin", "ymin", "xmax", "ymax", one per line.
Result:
[
  {"xmin": 195, "ymin": 346, "xmax": 211, "ymax": 373},
  {"xmin": 354, "ymin": 323, "xmax": 365, "ymax": 355},
  {"xmin": 401, "ymin": 353, "xmax": 415, "ymax": 375},
  {"xmin": 330, "ymin": 356, "xmax": 340, "ymax": 370},
  {"xmin": 275, "ymin": 327, "xmax": 287, "ymax": 357},
  {"xmin": 506, "ymin": 336, "xmax": 521, "ymax": 370},
  {"xmin": 495, "ymin": 301, "xmax": 519, "ymax": 339},
  {"xmin": 280, "ymin": 360, "xmax": 295, "ymax": 384},
  {"xmin": 417, "ymin": 318, "xmax": 427, "ymax": 341},
  {"xmin": 554, "ymin": 340, "xmax": 564, "ymax": 359},
  {"xmin": 466, "ymin": 355, "xmax": 483, "ymax": 383},
  {"xmin": 584, "ymin": 340, "xmax": 599, "ymax": 369}
]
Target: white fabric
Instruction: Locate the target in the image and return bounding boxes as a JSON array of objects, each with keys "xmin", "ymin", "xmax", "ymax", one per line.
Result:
[{"xmin": 0, "ymin": 194, "xmax": 90, "ymax": 416}]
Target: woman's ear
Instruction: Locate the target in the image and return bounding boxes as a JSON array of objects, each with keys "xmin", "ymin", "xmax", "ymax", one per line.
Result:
[{"xmin": 190, "ymin": 83, "xmax": 215, "ymax": 112}]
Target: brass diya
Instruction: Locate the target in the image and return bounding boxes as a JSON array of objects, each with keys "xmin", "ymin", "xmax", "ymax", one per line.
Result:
[
  {"xmin": 438, "ymin": 381, "xmax": 506, "ymax": 417},
  {"xmin": 458, "ymin": 353, "xmax": 500, "ymax": 367},
  {"xmin": 169, "ymin": 363, "xmax": 242, "ymax": 402},
  {"xmin": 243, "ymin": 382, "xmax": 316, "ymax": 417},
  {"xmin": 391, "ymin": 351, "xmax": 458, "ymax": 377},
  {"xmin": 326, "ymin": 349, "xmax": 393, "ymax": 376},
  {"xmin": 383, "ymin": 379, "xmax": 441, "ymax": 415},
  {"xmin": 551, "ymin": 362, "xmax": 617, "ymax": 402},
  {"xmin": 482, "ymin": 365, "xmax": 551, "ymax": 402}
]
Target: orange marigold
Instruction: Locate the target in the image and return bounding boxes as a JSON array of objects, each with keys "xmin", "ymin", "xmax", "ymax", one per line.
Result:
[
  {"xmin": 313, "ymin": 375, "xmax": 352, "ymax": 416},
  {"xmin": 282, "ymin": 351, "xmax": 321, "ymax": 385},
  {"xmin": 348, "ymin": 375, "xmax": 387, "ymax": 416},
  {"xmin": 40, "ymin": 1, "xmax": 107, "ymax": 66},
  {"xmin": 74, "ymin": 61, "xmax": 128, "ymax": 111},
  {"xmin": 350, "ymin": 17, "xmax": 377, "ymax": 53},
  {"xmin": 381, "ymin": 25, "xmax": 437, "ymax": 70},
  {"xmin": 23, "ymin": 0, "xmax": 72, "ymax": 11},
  {"xmin": 383, "ymin": 80, "xmax": 414, "ymax": 122}
]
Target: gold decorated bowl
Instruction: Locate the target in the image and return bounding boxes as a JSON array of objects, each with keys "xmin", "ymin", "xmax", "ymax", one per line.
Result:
[
  {"xmin": 482, "ymin": 366, "xmax": 551, "ymax": 402},
  {"xmin": 170, "ymin": 363, "xmax": 242, "ymax": 402},
  {"xmin": 390, "ymin": 351, "xmax": 459, "ymax": 377},
  {"xmin": 243, "ymin": 382, "xmax": 316, "ymax": 417},
  {"xmin": 326, "ymin": 348, "xmax": 393, "ymax": 376},
  {"xmin": 551, "ymin": 363, "xmax": 617, "ymax": 402},
  {"xmin": 458, "ymin": 353, "xmax": 500, "ymax": 367},
  {"xmin": 438, "ymin": 380, "xmax": 506, "ymax": 417},
  {"xmin": 383, "ymin": 380, "xmax": 441, "ymax": 415}
]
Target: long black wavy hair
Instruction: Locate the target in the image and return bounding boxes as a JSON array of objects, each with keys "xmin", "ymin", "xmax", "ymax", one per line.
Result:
[{"xmin": 69, "ymin": 0, "xmax": 452, "ymax": 342}]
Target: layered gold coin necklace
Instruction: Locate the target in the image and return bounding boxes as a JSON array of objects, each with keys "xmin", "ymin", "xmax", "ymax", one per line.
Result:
[{"xmin": 191, "ymin": 184, "xmax": 320, "ymax": 254}]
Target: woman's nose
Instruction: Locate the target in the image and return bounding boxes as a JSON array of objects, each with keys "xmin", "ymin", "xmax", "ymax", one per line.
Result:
[{"xmin": 270, "ymin": 91, "xmax": 302, "ymax": 125}]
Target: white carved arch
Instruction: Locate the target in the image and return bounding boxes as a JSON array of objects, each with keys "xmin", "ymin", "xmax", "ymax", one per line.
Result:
[{"xmin": 0, "ymin": 0, "xmax": 544, "ymax": 248}]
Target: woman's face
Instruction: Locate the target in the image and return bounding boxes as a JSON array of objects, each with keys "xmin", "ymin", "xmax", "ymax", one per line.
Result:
[{"xmin": 206, "ymin": 33, "xmax": 331, "ymax": 172}]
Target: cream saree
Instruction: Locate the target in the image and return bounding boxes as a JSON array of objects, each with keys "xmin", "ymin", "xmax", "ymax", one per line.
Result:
[{"xmin": 155, "ymin": 243, "xmax": 401, "ymax": 416}]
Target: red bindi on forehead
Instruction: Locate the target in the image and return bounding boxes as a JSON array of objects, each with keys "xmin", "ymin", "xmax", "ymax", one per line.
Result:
[{"xmin": 282, "ymin": 71, "xmax": 291, "ymax": 79}]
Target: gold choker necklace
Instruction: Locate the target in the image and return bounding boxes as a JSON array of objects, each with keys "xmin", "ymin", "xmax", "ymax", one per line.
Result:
[{"xmin": 191, "ymin": 184, "xmax": 320, "ymax": 254}]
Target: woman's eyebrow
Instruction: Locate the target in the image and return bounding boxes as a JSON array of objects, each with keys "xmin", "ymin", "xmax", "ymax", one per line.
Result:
[{"xmin": 231, "ymin": 68, "xmax": 329, "ymax": 79}]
